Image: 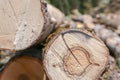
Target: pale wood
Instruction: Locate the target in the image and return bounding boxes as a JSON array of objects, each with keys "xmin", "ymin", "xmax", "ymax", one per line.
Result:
[
  {"xmin": 47, "ymin": 4, "xmax": 65, "ymax": 29},
  {"xmin": 43, "ymin": 29, "xmax": 109, "ymax": 80},
  {"xmin": 0, "ymin": 56, "xmax": 47, "ymax": 80},
  {"xmin": 0, "ymin": 0, "xmax": 52, "ymax": 51}
]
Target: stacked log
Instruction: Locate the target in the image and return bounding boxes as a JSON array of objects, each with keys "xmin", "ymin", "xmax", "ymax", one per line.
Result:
[
  {"xmin": 47, "ymin": 4, "xmax": 65, "ymax": 29},
  {"xmin": 0, "ymin": 48, "xmax": 48, "ymax": 80},
  {"xmin": 43, "ymin": 29, "xmax": 109, "ymax": 80},
  {"xmin": 0, "ymin": 0, "xmax": 53, "ymax": 51},
  {"xmin": 0, "ymin": 0, "xmax": 112, "ymax": 80}
]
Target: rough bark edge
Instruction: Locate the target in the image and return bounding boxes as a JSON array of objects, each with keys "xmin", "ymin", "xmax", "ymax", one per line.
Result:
[
  {"xmin": 43, "ymin": 28, "xmax": 109, "ymax": 80},
  {"xmin": 13, "ymin": 0, "xmax": 52, "ymax": 51}
]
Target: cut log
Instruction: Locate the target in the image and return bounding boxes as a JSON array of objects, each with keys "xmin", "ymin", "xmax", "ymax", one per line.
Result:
[
  {"xmin": 47, "ymin": 4, "xmax": 65, "ymax": 29},
  {"xmin": 0, "ymin": 0, "xmax": 52, "ymax": 51},
  {"xmin": 0, "ymin": 56, "xmax": 47, "ymax": 80},
  {"xmin": 43, "ymin": 29, "xmax": 109, "ymax": 80}
]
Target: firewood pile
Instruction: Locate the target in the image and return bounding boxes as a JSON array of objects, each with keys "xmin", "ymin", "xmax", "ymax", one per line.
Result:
[{"xmin": 0, "ymin": 0, "xmax": 120, "ymax": 80}]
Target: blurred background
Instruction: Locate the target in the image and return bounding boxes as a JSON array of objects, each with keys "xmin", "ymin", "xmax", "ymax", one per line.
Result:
[{"xmin": 47, "ymin": 0, "xmax": 120, "ymax": 15}]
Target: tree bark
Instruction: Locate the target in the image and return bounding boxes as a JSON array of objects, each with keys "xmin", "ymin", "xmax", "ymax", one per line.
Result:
[
  {"xmin": 43, "ymin": 29, "xmax": 109, "ymax": 80},
  {"xmin": 0, "ymin": 0, "xmax": 53, "ymax": 51},
  {"xmin": 0, "ymin": 56, "xmax": 47, "ymax": 80}
]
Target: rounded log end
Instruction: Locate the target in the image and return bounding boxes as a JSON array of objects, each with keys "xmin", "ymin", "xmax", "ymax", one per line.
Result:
[
  {"xmin": 0, "ymin": 56, "xmax": 46, "ymax": 80},
  {"xmin": 43, "ymin": 29, "xmax": 109, "ymax": 80},
  {"xmin": 0, "ymin": 0, "xmax": 50, "ymax": 51}
]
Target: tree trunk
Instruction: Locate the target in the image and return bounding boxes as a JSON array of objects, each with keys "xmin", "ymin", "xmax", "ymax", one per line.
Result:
[
  {"xmin": 0, "ymin": 56, "xmax": 47, "ymax": 80},
  {"xmin": 43, "ymin": 29, "xmax": 109, "ymax": 80},
  {"xmin": 0, "ymin": 0, "xmax": 53, "ymax": 51}
]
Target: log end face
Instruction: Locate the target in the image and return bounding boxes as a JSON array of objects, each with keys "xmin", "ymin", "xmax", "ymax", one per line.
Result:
[
  {"xmin": 0, "ymin": 56, "xmax": 45, "ymax": 80},
  {"xmin": 0, "ymin": 0, "xmax": 50, "ymax": 51},
  {"xmin": 63, "ymin": 47, "xmax": 90, "ymax": 76},
  {"xmin": 44, "ymin": 29, "xmax": 109, "ymax": 80}
]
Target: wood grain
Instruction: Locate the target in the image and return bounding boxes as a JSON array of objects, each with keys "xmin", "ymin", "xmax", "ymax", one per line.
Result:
[
  {"xmin": 0, "ymin": 56, "xmax": 47, "ymax": 80},
  {"xmin": 0, "ymin": 0, "xmax": 52, "ymax": 51},
  {"xmin": 43, "ymin": 29, "xmax": 109, "ymax": 80}
]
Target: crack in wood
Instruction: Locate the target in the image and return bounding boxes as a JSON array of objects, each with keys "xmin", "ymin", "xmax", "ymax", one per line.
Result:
[
  {"xmin": 61, "ymin": 34, "xmax": 82, "ymax": 66},
  {"xmin": 61, "ymin": 33, "xmax": 100, "ymax": 76}
]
